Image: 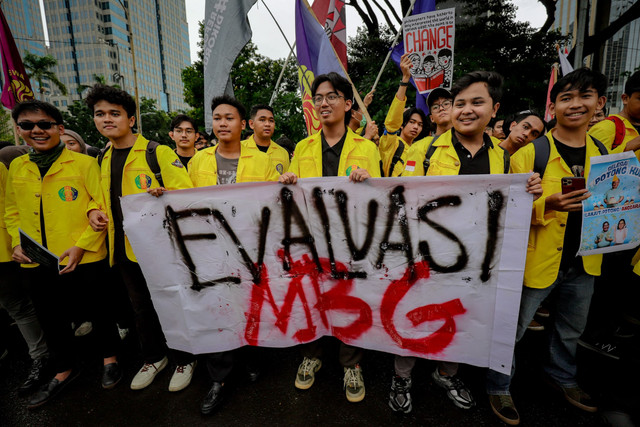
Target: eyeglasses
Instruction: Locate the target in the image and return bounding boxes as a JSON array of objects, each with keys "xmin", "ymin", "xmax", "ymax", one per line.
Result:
[
  {"xmin": 312, "ymin": 93, "xmax": 344, "ymax": 106},
  {"xmin": 430, "ymin": 101, "xmax": 452, "ymax": 113},
  {"xmin": 173, "ymin": 128, "xmax": 195, "ymax": 135},
  {"xmin": 17, "ymin": 121, "xmax": 59, "ymax": 131}
]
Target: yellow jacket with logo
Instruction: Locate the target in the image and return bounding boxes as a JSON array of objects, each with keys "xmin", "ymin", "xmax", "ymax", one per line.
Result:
[
  {"xmin": 0, "ymin": 163, "xmax": 13, "ymax": 263},
  {"xmin": 589, "ymin": 114, "xmax": 640, "ymax": 160},
  {"xmin": 242, "ymin": 135, "xmax": 290, "ymax": 176},
  {"xmin": 188, "ymin": 143, "xmax": 280, "ymax": 187},
  {"xmin": 379, "ymin": 95, "xmax": 411, "ymax": 177},
  {"xmin": 402, "ymin": 129, "xmax": 506, "ymax": 176},
  {"xmin": 100, "ymin": 134, "xmax": 193, "ymax": 264},
  {"xmin": 5, "ymin": 149, "xmax": 107, "ymax": 267},
  {"xmin": 288, "ymin": 128, "xmax": 382, "ymax": 178},
  {"xmin": 511, "ymin": 131, "xmax": 604, "ymax": 288}
]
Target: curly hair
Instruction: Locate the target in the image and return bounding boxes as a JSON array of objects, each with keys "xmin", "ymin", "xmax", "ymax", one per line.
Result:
[{"xmin": 85, "ymin": 84, "xmax": 137, "ymax": 118}]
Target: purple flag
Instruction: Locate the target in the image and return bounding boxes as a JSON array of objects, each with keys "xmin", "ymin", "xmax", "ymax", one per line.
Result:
[
  {"xmin": 391, "ymin": 0, "xmax": 436, "ymax": 114},
  {"xmin": 0, "ymin": 8, "xmax": 35, "ymax": 109},
  {"xmin": 296, "ymin": 0, "xmax": 345, "ymax": 134}
]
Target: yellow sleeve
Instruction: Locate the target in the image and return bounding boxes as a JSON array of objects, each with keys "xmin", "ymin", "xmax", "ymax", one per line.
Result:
[
  {"xmin": 401, "ymin": 137, "xmax": 431, "ymax": 177},
  {"xmin": 157, "ymin": 145, "xmax": 193, "ymax": 190},
  {"xmin": 367, "ymin": 143, "xmax": 383, "ymax": 178},
  {"xmin": 384, "ymin": 95, "xmax": 406, "ymax": 133},
  {"xmin": 589, "ymin": 120, "xmax": 620, "ymax": 153},
  {"xmin": 75, "ymin": 159, "xmax": 107, "ymax": 252},
  {"xmin": 0, "ymin": 164, "xmax": 7, "ymax": 230},
  {"xmin": 4, "ymin": 163, "xmax": 20, "ymax": 249},
  {"xmin": 287, "ymin": 145, "xmax": 302, "ymax": 176}
]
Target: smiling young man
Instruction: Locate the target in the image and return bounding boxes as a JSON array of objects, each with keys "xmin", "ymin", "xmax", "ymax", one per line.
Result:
[
  {"xmin": 280, "ymin": 72, "xmax": 381, "ymax": 403},
  {"xmin": 188, "ymin": 95, "xmax": 278, "ymax": 416},
  {"xmin": 499, "ymin": 111, "xmax": 546, "ymax": 155},
  {"xmin": 169, "ymin": 114, "xmax": 199, "ymax": 169},
  {"xmin": 84, "ymin": 85, "xmax": 195, "ymax": 394},
  {"xmin": 487, "ymin": 68, "xmax": 608, "ymax": 425},
  {"xmin": 6, "ymin": 100, "xmax": 121, "ymax": 407},
  {"xmin": 379, "ymin": 53, "xmax": 428, "ymax": 177},
  {"xmin": 242, "ymin": 104, "xmax": 290, "ymax": 176}
]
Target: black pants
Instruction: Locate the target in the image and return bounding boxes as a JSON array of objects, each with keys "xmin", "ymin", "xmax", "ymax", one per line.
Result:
[
  {"xmin": 22, "ymin": 260, "xmax": 120, "ymax": 373},
  {"xmin": 302, "ymin": 337, "xmax": 363, "ymax": 368}
]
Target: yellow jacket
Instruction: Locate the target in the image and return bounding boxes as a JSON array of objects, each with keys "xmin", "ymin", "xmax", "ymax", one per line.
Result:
[
  {"xmin": 188, "ymin": 143, "xmax": 280, "ymax": 187},
  {"xmin": 402, "ymin": 129, "xmax": 507, "ymax": 176},
  {"xmin": 242, "ymin": 135, "xmax": 290, "ymax": 176},
  {"xmin": 511, "ymin": 131, "xmax": 603, "ymax": 288},
  {"xmin": 5, "ymin": 149, "xmax": 107, "ymax": 267},
  {"xmin": 0, "ymin": 163, "xmax": 13, "ymax": 263},
  {"xmin": 589, "ymin": 114, "xmax": 640, "ymax": 160},
  {"xmin": 289, "ymin": 128, "xmax": 382, "ymax": 178},
  {"xmin": 100, "ymin": 134, "xmax": 193, "ymax": 264},
  {"xmin": 379, "ymin": 95, "xmax": 410, "ymax": 177}
]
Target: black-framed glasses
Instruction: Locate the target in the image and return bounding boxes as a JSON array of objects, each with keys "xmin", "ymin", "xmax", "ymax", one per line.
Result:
[
  {"xmin": 431, "ymin": 100, "xmax": 452, "ymax": 112},
  {"xmin": 17, "ymin": 121, "xmax": 59, "ymax": 131},
  {"xmin": 312, "ymin": 93, "xmax": 344, "ymax": 106}
]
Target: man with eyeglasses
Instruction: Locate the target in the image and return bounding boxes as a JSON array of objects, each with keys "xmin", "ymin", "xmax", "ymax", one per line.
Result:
[
  {"xmin": 280, "ymin": 71, "xmax": 381, "ymax": 404},
  {"xmin": 169, "ymin": 114, "xmax": 199, "ymax": 169}
]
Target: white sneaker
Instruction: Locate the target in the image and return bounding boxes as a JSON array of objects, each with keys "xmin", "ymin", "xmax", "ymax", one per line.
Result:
[
  {"xmin": 168, "ymin": 361, "xmax": 197, "ymax": 392},
  {"xmin": 130, "ymin": 357, "xmax": 168, "ymax": 390}
]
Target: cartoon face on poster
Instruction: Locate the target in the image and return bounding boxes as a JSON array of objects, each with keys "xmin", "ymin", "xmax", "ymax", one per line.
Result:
[
  {"xmin": 578, "ymin": 152, "xmax": 640, "ymax": 256},
  {"xmin": 403, "ymin": 8, "xmax": 455, "ymax": 93}
]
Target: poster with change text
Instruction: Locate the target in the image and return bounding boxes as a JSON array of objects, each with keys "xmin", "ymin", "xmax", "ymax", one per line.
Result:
[
  {"xmin": 403, "ymin": 7, "xmax": 455, "ymax": 93},
  {"xmin": 578, "ymin": 151, "xmax": 640, "ymax": 255}
]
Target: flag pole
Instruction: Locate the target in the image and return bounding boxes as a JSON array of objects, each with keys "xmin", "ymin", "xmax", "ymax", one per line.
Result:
[
  {"xmin": 371, "ymin": 0, "xmax": 418, "ymax": 92},
  {"xmin": 301, "ymin": 0, "xmax": 372, "ymax": 124}
]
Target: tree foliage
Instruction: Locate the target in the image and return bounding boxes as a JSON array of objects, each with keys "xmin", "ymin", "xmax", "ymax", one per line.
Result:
[{"xmin": 23, "ymin": 52, "xmax": 67, "ymax": 98}]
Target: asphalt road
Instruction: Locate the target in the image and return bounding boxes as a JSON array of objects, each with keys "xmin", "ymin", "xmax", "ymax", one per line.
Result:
[{"xmin": 1, "ymin": 319, "xmax": 638, "ymax": 426}]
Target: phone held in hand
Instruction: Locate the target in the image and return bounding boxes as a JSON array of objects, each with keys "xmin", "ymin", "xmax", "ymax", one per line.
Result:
[{"xmin": 561, "ymin": 177, "xmax": 586, "ymax": 195}]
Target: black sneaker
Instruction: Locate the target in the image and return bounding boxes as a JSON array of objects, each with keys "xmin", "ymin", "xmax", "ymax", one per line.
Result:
[
  {"xmin": 19, "ymin": 357, "xmax": 49, "ymax": 394},
  {"xmin": 388, "ymin": 375, "xmax": 412, "ymax": 413},
  {"xmin": 489, "ymin": 394, "xmax": 520, "ymax": 425},
  {"xmin": 578, "ymin": 337, "xmax": 620, "ymax": 360}
]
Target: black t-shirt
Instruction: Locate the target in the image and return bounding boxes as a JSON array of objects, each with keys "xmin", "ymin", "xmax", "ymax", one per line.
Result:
[
  {"xmin": 110, "ymin": 146, "xmax": 132, "ymax": 261},
  {"xmin": 38, "ymin": 165, "xmax": 50, "ymax": 248},
  {"xmin": 451, "ymin": 131, "xmax": 492, "ymax": 175},
  {"xmin": 554, "ymin": 137, "xmax": 586, "ymax": 272},
  {"xmin": 321, "ymin": 130, "xmax": 347, "ymax": 177},
  {"xmin": 256, "ymin": 144, "xmax": 269, "ymax": 153},
  {"xmin": 177, "ymin": 154, "xmax": 192, "ymax": 169}
]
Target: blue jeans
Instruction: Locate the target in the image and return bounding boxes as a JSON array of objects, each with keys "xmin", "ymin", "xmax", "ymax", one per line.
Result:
[{"xmin": 486, "ymin": 267, "xmax": 594, "ymax": 394}]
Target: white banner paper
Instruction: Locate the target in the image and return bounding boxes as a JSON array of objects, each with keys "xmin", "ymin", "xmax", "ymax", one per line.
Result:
[
  {"xmin": 122, "ymin": 175, "xmax": 532, "ymax": 374},
  {"xmin": 403, "ymin": 8, "xmax": 455, "ymax": 93},
  {"xmin": 579, "ymin": 152, "xmax": 640, "ymax": 255}
]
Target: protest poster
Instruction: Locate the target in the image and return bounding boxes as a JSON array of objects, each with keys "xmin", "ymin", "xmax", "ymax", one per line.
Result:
[
  {"xmin": 19, "ymin": 229, "xmax": 60, "ymax": 270},
  {"xmin": 403, "ymin": 7, "xmax": 455, "ymax": 93},
  {"xmin": 121, "ymin": 175, "xmax": 532, "ymax": 374},
  {"xmin": 579, "ymin": 152, "xmax": 640, "ymax": 256}
]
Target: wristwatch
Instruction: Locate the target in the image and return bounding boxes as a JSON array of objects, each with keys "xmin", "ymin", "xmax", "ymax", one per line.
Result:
[{"xmin": 399, "ymin": 81, "xmax": 410, "ymax": 87}]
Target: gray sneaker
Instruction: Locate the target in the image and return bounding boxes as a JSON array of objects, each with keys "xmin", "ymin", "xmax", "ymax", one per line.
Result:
[
  {"xmin": 432, "ymin": 368, "xmax": 475, "ymax": 409},
  {"xmin": 344, "ymin": 364, "xmax": 365, "ymax": 403},
  {"xmin": 294, "ymin": 357, "xmax": 321, "ymax": 390},
  {"xmin": 388, "ymin": 375, "xmax": 412, "ymax": 413}
]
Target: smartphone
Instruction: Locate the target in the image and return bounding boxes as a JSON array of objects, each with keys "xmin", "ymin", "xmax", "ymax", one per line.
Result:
[{"xmin": 561, "ymin": 177, "xmax": 586, "ymax": 194}]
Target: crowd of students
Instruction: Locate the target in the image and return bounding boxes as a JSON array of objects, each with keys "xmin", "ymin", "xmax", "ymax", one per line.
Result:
[{"xmin": 1, "ymin": 57, "xmax": 639, "ymax": 425}]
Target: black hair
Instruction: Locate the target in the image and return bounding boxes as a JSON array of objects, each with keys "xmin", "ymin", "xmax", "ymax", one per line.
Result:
[
  {"xmin": 11, "ymin": 100, "xmax": 63, "ymax": 124},
  {"xmin": 550, "ymin": 67, "xmax": 607, "ymax": 101},
  {"xmin": 438, "ymin": 49, "xmax": 452, "ymax": 58},
  {"xmin": 402, "ymin": 107, "xmax": 429, "ymax": 141},
  {"xmin": 211, "ymin": 94, "xmax": 246, "ymax": 120},
  {"xmin": 198, "ymin": 129, "xmax": 210, "ymax": 141},
  {"xmin": 451, "ymin": 71, "xmax": 504, "ymax": 105},
  {"xmin": 85, "ymin": 84, "xmax": 137, "ymax": 117},
  {"xmin": 503, "ymin": 110, "xmax": 546, "ymax": 138},
  {"xmin": 250, "ymin": 104, "xmax": 274, "ymax": 120},
  {"xmin": 624, "ymin": 70, "xmax": 640, "ymax": 96},
  {"xmin": 603, "ymin": 221, "xmax": 609, "ymax": 226},
  {"xmin": 311, "ymin": 72, "xmax": 353, "ymax": 124},
  {"xmin": 424, "ymin": 55, "xmax": 436, "ymax": 64},
  {"xmin": 170, "ymin": 114, "xmax": 197, "ymax": 131}
]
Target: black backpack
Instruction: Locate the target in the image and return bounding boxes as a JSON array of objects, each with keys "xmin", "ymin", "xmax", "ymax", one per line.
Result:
[
  {"xmin": 531, "ymin": 135, "xmax": 608, "ymax": 178},
  {"xmin": 422, "ymin": 134, "xmax": 510, "ymax": 175},
  {"xmin": 98, "ymin": 140, "xmax": 163, "ymax": 187}
]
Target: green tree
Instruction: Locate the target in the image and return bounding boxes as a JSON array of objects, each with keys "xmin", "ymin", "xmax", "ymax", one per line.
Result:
[
  {"xmin": 60, "ymin": 100, "xmax": 106, "ymax": 148},
  {"xmin": 23, "ymin": 52, "xmax": 67, "ymax": 99},
  {"xmin": 139, "ymin": 97, "xmax": 173, "ymax": 147},
  {"xmin": 0, "ymin": 108, "xmax": 15, "ymax": 142}
]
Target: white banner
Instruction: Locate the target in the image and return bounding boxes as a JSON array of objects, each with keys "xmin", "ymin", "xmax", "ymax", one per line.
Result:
[
  {"xmin": 403, "ymin": 8, "xmax": 455, "ymax": 93},
  {"xmin": 579, "ymin": 151, "xmax": 640, "ymax": 255},
  {"xmin": 122, "ymin": 175, "xmax": 532, "ymax": 374}
]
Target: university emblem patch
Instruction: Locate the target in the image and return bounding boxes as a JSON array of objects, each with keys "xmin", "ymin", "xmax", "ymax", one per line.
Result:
[
  {"xmin": 276, "ymin": 163, "xmax": 284, "ymax": 174},
  {"xmin": 58, "ymin": 186, "xmax": 78, "ymax": 201},
  {"xmin": 135, "ymin": 174, "xmax": 152, "ymax": 190}
]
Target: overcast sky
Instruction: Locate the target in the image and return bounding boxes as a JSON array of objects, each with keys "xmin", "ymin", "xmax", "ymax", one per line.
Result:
[{"xmin": 184, "ymin": 0, "xmax": 548, "ymax": 63}]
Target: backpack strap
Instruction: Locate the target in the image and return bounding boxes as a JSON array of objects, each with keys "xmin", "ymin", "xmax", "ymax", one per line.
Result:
[
  {"xmin": 388, "ymin": 141, "xmax": 405, "ymax": 177},
  {"xmin": 532, "ymin": 135, "xmax": 551, "ymax": 178},
  {"xmin": 502, "ymin": 148, "xmax": 511, "ymax": 174},
  {"xmin": 145, "ymin": 140, "xmax": 163, "ymax": 188},
  {"xmin": 97, "ymin": 148, "xmax": 106, "ymax": 167},
  {"xmin": 590, "ymin": 135, "xmax": 609, "ymax": 155},
  {"xmin": 606, "ymin": 116, "xmax": 626, "ymax": 150},
  {"xmin": 422, "ymin": 134, "xmax": 441, "ymax": 175}
]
